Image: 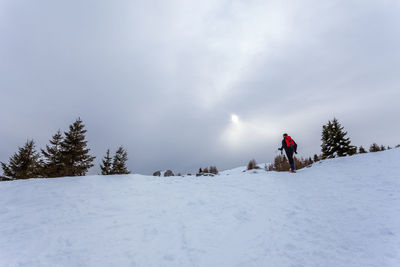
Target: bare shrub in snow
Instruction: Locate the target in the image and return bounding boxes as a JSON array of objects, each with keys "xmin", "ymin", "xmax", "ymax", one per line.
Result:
[
  {"xmin": 247, "ymin": 159, "xmax": 259, "ymax": 170},
  {"xmin": 268, "ymin": 155, "xmax": 290, "ymax": 171},
  {"xmin": 164, "ymin": 170, "xmax": 174, "ymax": 177},
  {"xmin": 269, "ymin": 155, "xmax": 313, "ymax": 172},
  {"xmin": 209, "ymin": 166, "xmax": 218, "ymax": 175}
]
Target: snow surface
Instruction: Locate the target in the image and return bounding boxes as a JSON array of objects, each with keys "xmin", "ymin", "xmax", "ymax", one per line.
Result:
[{"xmin": 1, "ymin": 149, "xmax": 400, "ymax": 267}]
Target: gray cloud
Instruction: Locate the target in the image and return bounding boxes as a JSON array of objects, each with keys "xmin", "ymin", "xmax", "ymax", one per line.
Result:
[{"xmin": 1, "ymin": 0, "xmax": 400, "ymax": 174}]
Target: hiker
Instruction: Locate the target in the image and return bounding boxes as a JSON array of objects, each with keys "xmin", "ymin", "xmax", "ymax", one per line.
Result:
[{"xmin": 279, "ymin": 133, "xmax": 298, "ymax": 173}]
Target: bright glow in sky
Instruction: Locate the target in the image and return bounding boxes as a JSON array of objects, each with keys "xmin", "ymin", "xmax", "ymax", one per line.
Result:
[{"xmin": 231, "ymin": 114, "xmax": 240, "ymax": 124}]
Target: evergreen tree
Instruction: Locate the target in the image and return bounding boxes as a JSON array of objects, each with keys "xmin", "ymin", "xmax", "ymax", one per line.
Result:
[
  {"xmin": 321, "ymin": 118, "xmax": 357, "ymax": 159},
  {"xmin": 380, "ymin": 145, "xmax": 386, "ymax": 151},
  {"xmin": 369, "ymin": 143, "xmax": 381, "ymax": 152},
  {"xmin": 358, "ymin": 146, "xmax": 367, "ymax": 154},
  {"xmin": 111, "ymin": 146, "xmax": 130, "ymax": 174},
  {"xmin": 100, "ymin": 149, "xmax": 113, "ymax": 175},
  {"xmin": 41, "ymin": 130, "xmax": 64, "ymax": 177},
  {"xmin": 61, "ymin": 118, "xmax": 95, "ymax": 176},
  {"xmin": 1, "ymin": 140, "xmax": 41, "ymax": 179},
  {"xmin": 313, "ymin": 154, "xmax": 320, "ymax": 162}
]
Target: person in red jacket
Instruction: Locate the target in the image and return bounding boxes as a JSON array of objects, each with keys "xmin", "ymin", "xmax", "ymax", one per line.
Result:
[{"xmin": 279, "ymin": 133, "xmax": 298, "ymax": 173}]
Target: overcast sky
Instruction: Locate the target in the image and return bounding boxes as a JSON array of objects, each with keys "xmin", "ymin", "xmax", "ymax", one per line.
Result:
[{"xmin": 1, "ymin": 0, "xmax": 399, "ymax": 175}]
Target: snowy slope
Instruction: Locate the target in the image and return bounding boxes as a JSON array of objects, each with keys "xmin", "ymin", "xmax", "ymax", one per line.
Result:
[{"xmin": 1, "ymin": 149, "xmax": 399, "ymax": 267}]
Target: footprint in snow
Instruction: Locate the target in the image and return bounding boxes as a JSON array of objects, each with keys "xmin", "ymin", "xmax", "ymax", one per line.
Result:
[
  {"xmin": 163, "ymin": 254, "xmax": 175, "ymax": 261},
  {"xmin": 234, "ymin": 210, "xmax": 251, "ymax": 223},
  {"xmin": 142, "ymin": 228, "xmax": 159, "ymax": 242}
]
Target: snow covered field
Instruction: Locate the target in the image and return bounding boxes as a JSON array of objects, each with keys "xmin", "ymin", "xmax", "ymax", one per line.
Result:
[{"xmin": 1, "ymin": 149, "xmax": 399, "ymax": 267}]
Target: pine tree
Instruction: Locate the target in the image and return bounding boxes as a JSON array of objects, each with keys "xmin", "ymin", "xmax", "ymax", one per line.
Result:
[
  {"xmin": 369, "ymin": 143, "xmax": 381, "ymax": 152},
  {"xmin": 41, "ymin": 130, "xmax": 65, "ymax": 177},
  {"xmin": 100, "ymin": 149, "xmax": 113, "ymax": 175},
  {"xmin": 1, "ymin": 140, "xmax": 41, "ymax": 179},
  {"xmin": 111, "ymin": 146, "xmax": 130, "ymax": 174},
  {"xmin": 313, "ymin": 154, "xmax": 320, "ymax": 162},
  {"xmin": 61, "ymin": 118, "xmax": 95, "ymax": 176},
  {"xmin": 358, "ymin": 146, "xmax": 367, "ymax": 154},
  {"xmin": 321, "ymin": 118, "xmax": 357, "ymax": 159}
]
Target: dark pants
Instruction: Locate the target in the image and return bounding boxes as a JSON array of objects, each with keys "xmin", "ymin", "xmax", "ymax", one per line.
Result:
[{"xmin": 285, "ymin": 147, "xmax": 295, "ymax": 170}]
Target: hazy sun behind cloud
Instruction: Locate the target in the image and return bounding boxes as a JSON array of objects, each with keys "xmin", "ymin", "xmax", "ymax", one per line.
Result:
[{"xmin": 231, "ymin": 114, "xmax": 240, "ymax": 124}]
